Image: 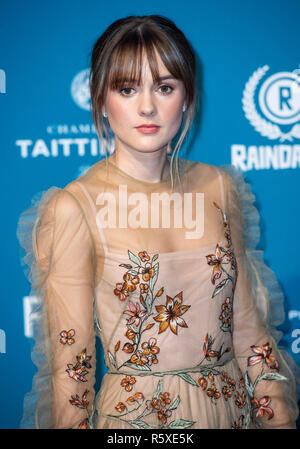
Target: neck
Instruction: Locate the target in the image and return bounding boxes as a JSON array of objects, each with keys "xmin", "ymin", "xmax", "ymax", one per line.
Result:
[{"xmin": 108, "ymin": 145, "xmax": 171, "ymax": 183}]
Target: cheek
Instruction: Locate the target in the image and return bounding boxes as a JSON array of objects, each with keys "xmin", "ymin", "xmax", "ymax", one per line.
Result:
[{"xmin": 163, "ymin": 102, "xmax": 183, "ymax": 131}]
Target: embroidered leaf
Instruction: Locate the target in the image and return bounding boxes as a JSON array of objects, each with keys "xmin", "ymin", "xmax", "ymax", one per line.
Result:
[
  {"xmin": 107, "ymin": 350, "xmax": 117, "ymax": 369},
  {"xmin": 152, "ymin": 254, "xmax": 159, "ymax": 263},
  {"xmin": 153, "ymin": 379, "xmax": 163, "ymax": 399},
  {"xmin": 177, "ymin": 373, "xmax": 199, "ymax": 387},
  {"xmin": 244, "ymin": 371, "xmax": 254, "ymax": 398},
  {"xmin": 127, "ymin": 269, "xmax": 139, "ymax": 276},
  {"xmin": 144, "ymin": 293, "xmax": 152, "ymax": 313},
  {"xmin": 119, "ymin": 263, "xmax": 133, "ymax": 270},
  {"xmin": 144, "ymin": 323, "xmax": 155, "ymax": 331},
  {"xmin": 168, "ymin": 419, "xmax": 195, "ymax": 429},
  {"xmin": 168, "ymin": 395, "xmax": 181, "ymax": 411},
  {"xmin": 258, "ymin": 373, "xmax": 288, "ymax": 382},
  {"xmin": 212, "ymin": 278, "xmax": 230, "ymax": 298},
  {"xmin": 127, "ymin": 323, "xmax": 139, "ymax": 333},
  {"xmin": 200, "ymin": 367, "xmax": 221, "ymax": 376},
  {"xmin": 123, "ymin": 361, "xmax": 151, "ymax": 371},
  {"xmin": 128, "ymin": 250, "xmax": 141, "ymax": 266},
  {"xmin": 149, "ymin": 262, "xmax": 159, "ymax": 291},
  {"xmin": 128, "ymin": 420, "xmax": 152, "ymax": 429},
  {"xmin": 114, "ymin": 341, "xmax": 120, "ymax": 352}
]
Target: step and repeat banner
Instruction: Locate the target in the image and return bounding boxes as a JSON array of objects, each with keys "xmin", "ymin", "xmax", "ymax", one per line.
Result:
[{"xmin": 1, "ymin": 0, "xmax": 299, "ymax": 429}]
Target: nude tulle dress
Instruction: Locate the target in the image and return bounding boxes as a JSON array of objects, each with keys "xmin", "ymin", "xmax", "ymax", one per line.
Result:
[{"xmin": 16, "ymin": 155, "xmax": 300, "ymax": 429}]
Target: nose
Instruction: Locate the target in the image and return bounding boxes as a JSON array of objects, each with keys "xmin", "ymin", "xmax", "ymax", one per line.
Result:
[{"xmin": 138, "ymin": 89, "xmax": 156, "ymax": 116}]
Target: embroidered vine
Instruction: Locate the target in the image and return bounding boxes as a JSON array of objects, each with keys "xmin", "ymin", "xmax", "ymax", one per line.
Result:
[
  {"xmin": 206, "ymin": 201, "xmax": 237, "ymax": 333},
  {"xmin": 109, "ymin": 250, "xmax": 191, "ymax": 371}
]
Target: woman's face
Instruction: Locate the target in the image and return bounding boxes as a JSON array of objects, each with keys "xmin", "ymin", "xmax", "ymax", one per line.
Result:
[{"xmin": 103, "ymin": 48, "xmax": 186, "ymax": 156}]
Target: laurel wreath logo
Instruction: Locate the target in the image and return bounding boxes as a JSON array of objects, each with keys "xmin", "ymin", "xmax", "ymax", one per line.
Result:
[{"xmin": 242, "ymin": 65, "xmax": 300, "ymax": 142}]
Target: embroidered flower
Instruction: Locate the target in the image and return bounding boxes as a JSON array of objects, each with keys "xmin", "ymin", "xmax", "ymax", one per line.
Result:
[
  {"xmin": 122, "ymin": 342, "xmax": 135, "ymax": 354},
  {"xmin": 130, "ymin": 350, "xmax": 148, "ymax": 366},
  {"xmin": 146, "ymin": 397, "xmax": 160, "ymax": 411},
  {"xmin": 66, "ymin": 362, "xmax": 88, "ymax": 382},
  {"xmin": 198, "ymin": 377, "xmax": 208, "ymax": 390},
  {"xmin": 138, "ymin": 251, "xmax": 150, "ymax": 262},
  {"xmin": 232, "ymin": 415, "xmax": 244, "ymax": 429},
  {"xmin": 222, "ymin": 385, "xmax": 232, "ymax": 401},
  {"xmin": 59, "ymin": 329, "xmax": 75, "ymax": 345},
  {"xmin": 123, "ymin": 273, "xmax": 140, "ymax": 291},
  {"xmin": 206, "ymin": 383, "xmax": 221, "ymax": 402},
  {"xmin": 157, "ymin": 407, "xmax": 172, "ymax": 424},
  {"xmin": 76, "ymin": 349, "xmax": 92, "ymax": 369},
  {"xmin": 206, "ymin": 243, "xmax": 232, "ymax": 284},
  {"xmin": 126, "ymin": 392, "xmax": 144, "ymax": 404},
  {"xmin": 141, "ymin": 264, "xmax": 155, "ymax": 282},
  {"xmin": 235, "ymin": 391, "xmax": 246, "ymax": 409},
  {"xmin": 114, "ymin": 282, "xmax": 130, "ymax": 301},
  {"xmin": 125, "ymin": 328, "xmax": 136, "ymax": 340},
  {"xmin": 159, "ymin": 392, "xmax": 171, "ymax": 407},
  {"xmin": 153, "ymin": 291, "xmax": 191, "ymax": 335},
  {"xmin": 78, "ymin": 418, "xmax": 89, "ymax": 429},
  {"xmin": 115, "ymin": 402, "xmax": 126, "ymax": 413},
  {"xmin": 123, "ymin": 301, "xmax": 147, "ymax": 326},
  {"xmin": 69, "ymin": 390, "xmax": 89, "ymax": 409},
  {"xmin": 219, "ymin": 297, "xmax": 233, "ymax": 331},
  {"xmin": 203, "ymin": 334, "xmax": 219, "ymax": 360},
  {"xmin": 120, "ymin": 375, "xmax": 136, "ymax": 392},
  {"xmin": 251, "ymin": 396, "xmax": 274, "ymax": 420},
  {"xmin": 247, "ymin": 342, "xmax": 279, "ymax": 371},
  {"xmin": 139, "ymin": 283, "xmax": 149, "ymax": 294}
]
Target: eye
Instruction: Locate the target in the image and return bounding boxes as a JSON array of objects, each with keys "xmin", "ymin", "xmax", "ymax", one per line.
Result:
[
  {"xmin": 120, "ymin": 87, "xmax": 135, "ymax": 96},
  {"xmin": 158, "ymin": 84, "xmax": 174, "ymax": 95}
]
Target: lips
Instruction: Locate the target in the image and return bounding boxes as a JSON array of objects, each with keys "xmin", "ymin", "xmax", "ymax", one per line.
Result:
[{"xmin": 136, "ymin": 125, "xmax": 160, "ymax": 134}]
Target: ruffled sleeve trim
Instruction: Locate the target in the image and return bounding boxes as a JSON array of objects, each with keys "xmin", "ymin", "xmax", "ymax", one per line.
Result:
[
  {"xmin": 16, "ymin": 186, "xmax": 62, "ymax": 428},
  {"xmin": 218, "ymin": 164, "xmax": 300, "ymax": 406}
]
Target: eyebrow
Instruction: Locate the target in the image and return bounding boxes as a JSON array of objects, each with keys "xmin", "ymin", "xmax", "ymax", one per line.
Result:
[{"xmin": 157, "ymin": 76, "xmax": 177, "ymax": 81}]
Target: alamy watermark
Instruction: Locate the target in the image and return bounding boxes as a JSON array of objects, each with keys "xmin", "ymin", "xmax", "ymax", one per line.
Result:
[{"xmin": 95, "ymin": 185, "xmax": 205, "ymax": 239}]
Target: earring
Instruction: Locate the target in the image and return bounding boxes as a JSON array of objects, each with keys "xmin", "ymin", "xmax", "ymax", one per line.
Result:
[
  {"xmin": 182, "ymin": 105, "xmax": 186, "ymax": 112},
  {"xmin": 103, "ymin": 111, "xmax": 108, "ymax": 118}
]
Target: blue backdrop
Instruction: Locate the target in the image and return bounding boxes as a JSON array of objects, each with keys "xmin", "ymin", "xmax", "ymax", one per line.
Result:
[{"xmin": 1, "ymin": 0, "xmax": 299, "ymax": 429}]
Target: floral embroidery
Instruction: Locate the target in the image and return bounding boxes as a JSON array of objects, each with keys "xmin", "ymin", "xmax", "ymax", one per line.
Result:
[
  {"xmin": 243, "ymin": 342, "xmax": 286, "ymax": 428},
  {"xmin": 206, "ymin": 202, "xmax": 237, "ymax": 334},
  {"xmin": 153, "ymin": 292, "xmax": 191, "ymax": 335},
  {"xmin": 251, "ymin": 396, "xmax": 274, "ymax": 420},
  {"xmin": 105, "ymin": 379, "xmax": 195, "ymax": 429},
  {"xmin": 123, "ymin": 301, "xmax": 147, "ymax": 326},
  {"xmin": 66, "ymin": 347, "xmax": 94, "ymax": 428},
  {"xmin": 120, "ymin": 375, "xmax": 136, "ymax": 392},
  {"xmin": 109, "ymin": 250, "xmax": 191, "ymax": 372},
  {"xmin": 59, "ymin": 329, "xmax": 75, "ymax": 345},
  {"xmin": 219, "ymin": 297, "xmax": 233, "ymax": 332},
  {"xmin": 232, "ymin": 415, "xmax": 244, "ymax": 429},
  {"xmin": 77, "ymin": 418, "xmax": 89, "ymax": 429},
  {"xmin": 70, "ymin": 389, "xmax": 89, "ymax": 409},
  {"xmin": 203, "ymin": 333, "xmax": 230, "ymax": 361},
  {"xmin": 66, "ymin": 362, "xmax": 89, "ymax": 382},
  {"xmin": 248, "ymin": 342, "xmax": 279, "ymax": 371},
  {"xmin": 97, "ymin": 202, "xmax": 288, "ymax": 430}
]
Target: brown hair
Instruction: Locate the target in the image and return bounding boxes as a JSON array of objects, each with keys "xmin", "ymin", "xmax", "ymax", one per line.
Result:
[{"xmin": 89, "ymin": 14, "xmax": 199, "ymax": 189}]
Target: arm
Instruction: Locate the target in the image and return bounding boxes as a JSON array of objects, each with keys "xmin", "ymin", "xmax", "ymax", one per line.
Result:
[
  {"xmin": 19, "ymin": 187, "xmax": 97, "ymax": 428},
  {"xmin": 220, "ymin": 165, "xmax": 299, "ymax": 429}
]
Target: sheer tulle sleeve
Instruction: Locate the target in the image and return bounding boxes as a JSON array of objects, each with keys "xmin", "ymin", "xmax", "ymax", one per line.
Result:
[
  {"xmin": 219, "ymin": 164, "xmax": 300, "ymax": 429},
  {"xmin": 16, "ymin": 187, "xmax": 97, "ymax": 429}
]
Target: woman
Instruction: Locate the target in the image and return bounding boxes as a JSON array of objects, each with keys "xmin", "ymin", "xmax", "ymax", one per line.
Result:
[{"xmin": 17, "ymin": 14, "xmax": 299, "ymax": 429}]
